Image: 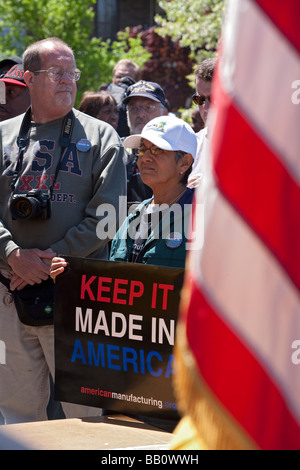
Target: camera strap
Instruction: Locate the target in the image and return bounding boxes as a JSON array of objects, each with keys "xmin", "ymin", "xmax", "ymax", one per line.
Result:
[
  {"xmin": 11, "ymin": 107, "xmax": 75, "ymax": 196},
  {"xmin": 50, "ymin": 109, "xmax": 75, "ymax": 199}
]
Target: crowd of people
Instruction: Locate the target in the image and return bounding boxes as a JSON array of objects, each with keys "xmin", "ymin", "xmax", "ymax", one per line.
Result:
[{"xmin": 0, "ymin": 37, "xmax": 216, "ymax": 433}]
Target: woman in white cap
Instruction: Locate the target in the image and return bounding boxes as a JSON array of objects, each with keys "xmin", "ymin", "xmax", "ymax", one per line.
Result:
[
  {"xmin": 50, "ymin": 115, "xmax": 197, "ymax": 432},
  {"xmin": 51, "ymin": 114, "xmax": 197, "ymax": 273},
  {"xmin": 108, "ymin": 114, "xmax": 197, "ymax": 267}
]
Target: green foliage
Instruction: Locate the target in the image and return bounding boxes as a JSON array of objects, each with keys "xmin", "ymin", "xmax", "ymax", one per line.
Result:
[
  {"xmin": 0, "ymin": 0, "xmax": 151, "ymax": 106},
  {"xmin": 130, "ymin": 26, "xmax": 194, "ymax": 112},
  {"xmin": 155, "ymin": 0, "xmax": 225, "ymax": 63},
  {"xmin": 178, "ymin": 106, "xmax": 194, "ymax": 125},
  {"xmin": 153, "ymin": 0, "xmax": 225, "ymax": 109},
  {"xmin": 0, "ymin": 0, "xmax": 224, "ymax": 111}
]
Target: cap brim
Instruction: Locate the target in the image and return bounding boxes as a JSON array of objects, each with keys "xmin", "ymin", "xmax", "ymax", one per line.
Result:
[
  {"xmin": 0, "ymin": 78, "xmax": 26, "ymax": 87},
  {"xmin": 124, "ymin": 130, "xmax": 175, "ymax": 152},
  {"xmin": 123, "ymin": 134, "xmax": 143, "ymax": 148},
  {"xmin": 123, "ymin": 92, "xmax": 161, "ymax": 105}
]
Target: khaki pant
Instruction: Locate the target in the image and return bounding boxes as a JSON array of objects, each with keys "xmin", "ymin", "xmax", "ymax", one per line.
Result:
[{"xmin": 0, "ymin": 283, "xmax": 100, "ymax": 424}]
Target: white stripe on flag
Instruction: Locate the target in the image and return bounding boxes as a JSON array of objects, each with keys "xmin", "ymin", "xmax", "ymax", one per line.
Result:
[
  {"xmin": 180, "ymin": 0, "xmax": 300, "ymax": 450},
  {"xmin": 191, "ymin": 183, "xmax": 300, "ymax": 423},
  {"xmin": 220, "ymin": 0, "xmax": 300, "ymax": 183}
]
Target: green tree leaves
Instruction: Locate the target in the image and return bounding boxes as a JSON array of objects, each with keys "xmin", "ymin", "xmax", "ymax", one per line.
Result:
[
  {"xmin": 0, "ymin": 0, "xmax": 150, "ymax": 105},
  {"xmin": 155, "ymin": 0, "xmax": 224, "ymax": 61}
]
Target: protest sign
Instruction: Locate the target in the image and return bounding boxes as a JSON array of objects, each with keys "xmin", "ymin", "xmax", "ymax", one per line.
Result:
[{"xmin": 54, "ymin": 256, "xmax": 184, "ymax": 420}]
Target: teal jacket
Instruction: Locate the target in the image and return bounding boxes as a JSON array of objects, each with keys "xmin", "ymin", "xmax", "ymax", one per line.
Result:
[{"xmin": 109, "ymin": 188, "xmax": 194, "ymax": 268}]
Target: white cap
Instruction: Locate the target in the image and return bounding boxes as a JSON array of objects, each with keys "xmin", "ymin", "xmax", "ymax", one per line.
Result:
[{"xmin": 124, "ymin": 115, "xmax": 198, "ymax": 159}]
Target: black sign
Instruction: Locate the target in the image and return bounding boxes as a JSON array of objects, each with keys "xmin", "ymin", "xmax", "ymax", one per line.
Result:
[{"xmin": 54, "ymin": 256, "xmax": 184, "ymax": 420}]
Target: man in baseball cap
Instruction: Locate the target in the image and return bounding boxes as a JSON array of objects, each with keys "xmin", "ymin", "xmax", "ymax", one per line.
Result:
[
  {"xmin": 123, "ymin": 80, "xmax": 167, "ymax": 135},
  {"xmin": 0, "ymin": 64, "xmax": 30, "ymax": 121},
  {"xmin": 123, "ymin": 80, "xmax": 166, "ymax": 106},
  {"xmin": 122, "ymin": 80, "xmax": 169, "ymax": 205}
]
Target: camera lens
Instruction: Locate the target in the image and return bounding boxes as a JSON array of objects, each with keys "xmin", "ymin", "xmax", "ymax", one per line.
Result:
[
  {"xmin": 13, "ymin": 197, "xmax": 32, "ymax": 219},
  {"xmin": 10, "ymin": 195, "xmax": 43, "ymax": 220}
]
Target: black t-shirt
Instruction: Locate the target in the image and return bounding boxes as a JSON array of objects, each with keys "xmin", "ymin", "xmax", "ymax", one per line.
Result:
[{"xmin": 130, "ymin": 202, "xmax": 165, "ymax": 263}]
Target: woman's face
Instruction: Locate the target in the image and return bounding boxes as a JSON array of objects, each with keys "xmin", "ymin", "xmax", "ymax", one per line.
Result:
[
  {"xmin": 137, "ymin": 139, "xmax": 184, "ymax": 191},
  {"xmin": 97, "ymin": 104, "xmax": 119, "ymax": 130}
]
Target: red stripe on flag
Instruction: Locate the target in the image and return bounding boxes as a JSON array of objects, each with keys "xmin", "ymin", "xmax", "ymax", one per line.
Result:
[
  {"xmin": 255, "ymin": 0, "xmax": 300, "ymax": 53},
  {"xmin": 186, "ymin": 276, "xmax": 300, "ymax": 450},
  {"xmin": 211, "ymin": 73, "xmax": 300, "ymax": 291}
]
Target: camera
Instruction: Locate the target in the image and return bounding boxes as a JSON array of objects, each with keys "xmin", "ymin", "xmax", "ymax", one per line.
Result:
[{"xmin": 9, "ymin": 189, "xmax": 51, "ymax": 220}]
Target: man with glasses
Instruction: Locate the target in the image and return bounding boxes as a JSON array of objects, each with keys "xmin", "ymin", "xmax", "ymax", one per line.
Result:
[
  {"xmin": 0, "ymin": 37, "xmax": 126, "ymax": 424},
  {"xmin": 122, "ymin": 80, "xmax": 168, "ymax": 205},
  {"xmin": 188, "ymin": 57, "xmax": 216, "ymax": 188}
]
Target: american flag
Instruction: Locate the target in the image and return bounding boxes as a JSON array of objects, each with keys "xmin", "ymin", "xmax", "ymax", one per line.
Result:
[{"xmin": 174, "ymin": 0, "xmax": 300, "ymax": 450}]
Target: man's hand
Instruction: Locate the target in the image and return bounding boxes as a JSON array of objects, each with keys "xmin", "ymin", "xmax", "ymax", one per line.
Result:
[
  {"xmin": 187, "ymin": 173, "xmax": 203, "ymax": 189},
  {"xmin": 7, "ymin": 247, "xmax": 56, "ymax": 290}
]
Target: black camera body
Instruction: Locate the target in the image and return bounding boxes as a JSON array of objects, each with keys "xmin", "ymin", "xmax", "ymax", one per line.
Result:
[{"xmin": 10, "ymin": 189, "xmax": 51, "ymax": 221}]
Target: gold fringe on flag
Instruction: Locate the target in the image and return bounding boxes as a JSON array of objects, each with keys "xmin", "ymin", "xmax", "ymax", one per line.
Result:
[
  {"xmin": 170, "ymin": 286, "xmax": 258, "ymax": 450},
  {"xmin": 171, "ymin": 282, "xmax": 257, "ymax": 450}
]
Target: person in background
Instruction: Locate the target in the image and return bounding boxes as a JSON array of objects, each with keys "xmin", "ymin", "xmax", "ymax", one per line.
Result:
[
  {"xmin": 111, "ymin": 59, "xmax": 140, "ymax": 86},
  {"xmin": 0, "ymin": 37, "xmax": 126, "ymax": 424},
  {"xmin": 0, "ymin": 56, "xmax": 22, "ymax": 76},
  {"xmin": 99, "ymin": 59, "xmax": 141, "ymax": 138},
  {"xmin": 78, "ymin": 90, "xmax": 119, "ymax": 130},
  {"xmin": 123, "ymin": 80, "xmax": 168, "ymax": 135},
  {"xmin": 188, "ymin": 57, "xmax": 216, "ymax": 188},
  {"xmin": 190, "ymin": 107, "xmax": 204, "ymax": 133},
  {"xmin": 0, "ymin": 64, "xmax": 31, "ymax": 121},
  {"xmin": 0, "ymin": 62, "xmax": 31, "ymax": 425},
  {"xmin": 122, "ymin": 80, "xmax": 168, "ymax": 205}
]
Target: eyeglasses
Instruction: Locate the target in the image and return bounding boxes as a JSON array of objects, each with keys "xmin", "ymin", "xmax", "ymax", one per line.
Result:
[
  {"xmin": 33, "ymin": 66, "xmax": 81, "ymax": 82},
  {"xmin": 192, "ymin": 93, "xmax": 211, "ymax": 106},
  {"xmin": 127, "ymin": 104, "xmax": 160, "ymax": 115},
  {"xmin": 138, "ymin": 145, "xmax": 165, "ymax": 157}
]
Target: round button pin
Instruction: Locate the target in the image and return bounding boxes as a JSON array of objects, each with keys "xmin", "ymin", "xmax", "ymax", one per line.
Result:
[
  {"xmin": 165, "ymin": 232, "xmax": 183, "ymax": 249},
  {"xmin": 76, "ymin": 139, "xmax": 91, "ymax": 152},
  {"xmin": 3, "ymin": 292, "xmax": 13, "ymax": 306}
]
